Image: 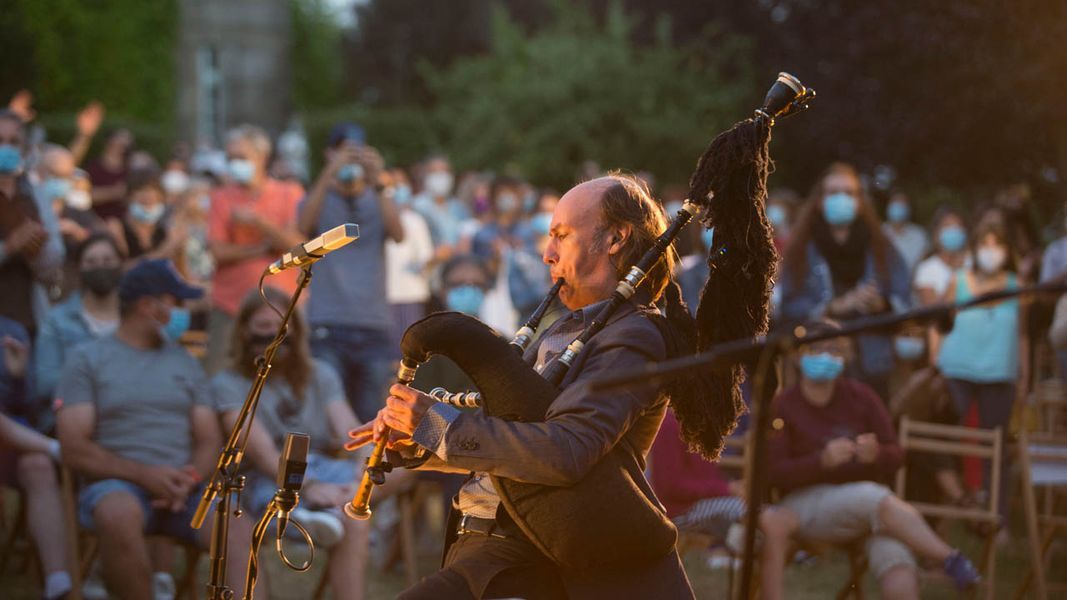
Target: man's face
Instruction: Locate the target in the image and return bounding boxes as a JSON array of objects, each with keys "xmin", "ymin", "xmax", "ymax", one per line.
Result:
[
  {"xmin": 44, "ymin": 149, "xmax": 75, "ymax": 179},
  {"xmin": 543, "ymin": 180, "xmax": 619, "ymax": 311},
  {"xmin": 226, "ymin": 138, "xmax": 264, "ymax": 178},
  {"xmin": 0, "ymin": 118, "xmax": 24, "ymax": 149}
]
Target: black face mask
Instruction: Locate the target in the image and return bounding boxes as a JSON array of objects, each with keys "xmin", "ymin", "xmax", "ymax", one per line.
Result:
[
  {"xmin": 247, "ymin": 333, "xmax": 290, "ymax": 357},
  {"xmin": 80, "ymin": 267, "xmax": 122, "ymax": 297}
]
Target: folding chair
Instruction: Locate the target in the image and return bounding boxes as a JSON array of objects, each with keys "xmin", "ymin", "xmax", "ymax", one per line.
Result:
[
  {"xmin": 894, "ymin": 417, "xmax": 1002, "ymax": 599},
  {"xmin": 1014, "ymin": 429, "xmax": 1067, "ymax": 600}
]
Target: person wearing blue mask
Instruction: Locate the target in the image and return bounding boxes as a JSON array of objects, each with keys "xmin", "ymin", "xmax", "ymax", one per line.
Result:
[
  {"xmin": 55, "ymin": 258, "xmax": 259, "ymax": 598},
  {"xmin": 0, "ymin": 110, "xmax": 64, "ymax": 337},
  {"xmin": 913, "ymin": 207, "xmax": 970, "ymax": 306},
  {"xmin": 385, "ymin": 167, "xmax": 435, "ymax": 352},
  {"xmin": 108, "ymin": 167, "xmax": 183, "ymax": 261},
  {"xmin": 764, "ymin": 320, "xmax": 981, "ymax": 598},
  {"xmin": 778, "ymin": 163, "xmax": 912, "ymax": 401},
  {"xmin": 882, "ymin": 192, "xmax": 929, "ymax": 275},
  {"xmin": 296, "ymin": 122, "xmax": 404, "ymax": 424}
]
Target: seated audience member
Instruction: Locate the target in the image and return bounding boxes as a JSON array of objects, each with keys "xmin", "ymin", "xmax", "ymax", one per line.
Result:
[
  {"xmin": 107, "ymin": 167, "xmax": 186, "ymax": 262},
  {"xmin": 912, "ymin": 207, "xmax": 969, "ymax": 306},
  {"xmin": 85, "ymin": 128, "xmax": 132, "ymax": 221},
  {"xmin": 1, "ymin": 320, "xmax": 72, "ymax": 600},
  {"xmin": 765, "ymin": 320, "xmax": 980, "ymax": 599},
  {"xmin": 882, "ymin": 192, "xmax": 929, "ymax": 275},
  {"xmin": 34, "ymin": 234, "xmax": 122, "ymax": 406},
  {"xmin": 55, "ymin": 259, "xmax": 257, "ymax": 598},
  {"xmin": 213, "ymin": 287, "xmax": 411, "ymax": 600}
]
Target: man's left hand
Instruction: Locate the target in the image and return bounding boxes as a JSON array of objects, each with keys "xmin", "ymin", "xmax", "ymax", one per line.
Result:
[
  {"xmin": 855, "ymin": 433, "xmax": 879, "ymax": 464},
  {"xmin": 382, "ymin": 383, "xmax": 436, "ymax": 437}
]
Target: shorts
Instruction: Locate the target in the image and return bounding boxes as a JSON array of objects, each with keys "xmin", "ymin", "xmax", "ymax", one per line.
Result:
[
  {"xmin": 779, "ymin": 482, "xmax": 917, "ymax": 579},
  {"xmin": 78, "ymin": 478, "xmax": 207, "ymax": 546}
]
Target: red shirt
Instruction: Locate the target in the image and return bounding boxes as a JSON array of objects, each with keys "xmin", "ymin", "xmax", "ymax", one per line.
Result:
[
  {"xmin": 768, "ymin": 378, "xmax": 902, "ymax": 494},
  {"xmin": 650, "ymin": 411, "xmax": 733, "ymax": 517}
]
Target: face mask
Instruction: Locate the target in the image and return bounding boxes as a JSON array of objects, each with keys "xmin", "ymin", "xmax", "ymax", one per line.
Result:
[
  {"xmin": 523, "ymin": 192, "xmax": 537, "ymax": 213},
  {"xmin": 394, "ymin": 183, "xmax": 413, "ymax": 206},
  {"xmin": 161, "ymin": 306, "xmax": 191, "ymax": 341},
  {"xmin": 823, "ymin": 192, "xmax": 858, "ymax": 226},
  {"xmin": 337, "ymin": 163, "xmax": 364, "ymax": 184},
  {"xmin": 246, "ymin": 332, "xmax": 289, "ymax": 357},
  {"xmin": 976, "ymin": 246, "xmax": 1007, "ymax": 274},
  {"xmin": 228, "ymin": 159, "xmax": 256, "ymax": 185},
  {"xmin": 887, "ymin": 201, "xmax": 910, "ymax": 223},
  {"xmin": 40, "ymin": 177, "xmax": 71, "ymax": 201},
  {"xmin": 701, "ymin": 227, "xmax": 715, "ymax": 249},
  {"xmin": 894, "ymin": 336, "xmax": 925, "ymax": 361},
  {"xmin": 799, "ymin": 352, "xmax": 845, "ymax": 382},
  {"xmin": 938, "ymin": 225, "xmax": 966, "ymax": 252},
  {"xmin": 446, "ymin": 285, "xmax": 484, "ymax": 316},
  {"xmin": 767, "ymin": 204, "xmax": 787, "ymax": 229},
  {"xmin": 496, "ymin": 193, "xmax": 519, "ymax": 213},
  {"xmin": 161, "ymin": 170, "xmax": 190, "ymax": 195},
  {"xmin": 424, "ymin": 171, "xmax": 454, "ymax": 197},
  {"xmin": 80, "ymin": 267, "xmax": 122, "ymax": 297},
  {"xmin": 67, "ymin": 189, "xmax": 92, "ymax": 211},
  {"xmin": 0, "ymin": 144, "xmax": 23, "ymax": 175},
  {"xmin": 530, "ymin": 212, "xmax": 552, "ymax": 236},
  {"xmin": 130, "ymin": 202, "xmax": 165, "ymax": 225}
]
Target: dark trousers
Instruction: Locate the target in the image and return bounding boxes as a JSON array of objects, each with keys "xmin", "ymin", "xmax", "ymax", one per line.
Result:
[
  {"xmin": 945, "ymin": 378, "xmax": 1015, "ymax": 516},
  {"xmin": 398, "ymin": 532, "xmax": 566, "ymax": 600}
]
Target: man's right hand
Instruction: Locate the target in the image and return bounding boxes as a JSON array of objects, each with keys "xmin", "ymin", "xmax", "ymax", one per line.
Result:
[
  {"xmin": 820, "ymin": 437, "xmax": 856, "ymax": 469},
  {"xmin": 138, "ymin": 464, "xmax": 196, "ymax": 510},
  {"xmin": 6, "ymin": 220, "xmax": 47, "ymax": 257},
  {"xmin": 321, "ymin": 143, "xmax": 364, "ymax": 180}
]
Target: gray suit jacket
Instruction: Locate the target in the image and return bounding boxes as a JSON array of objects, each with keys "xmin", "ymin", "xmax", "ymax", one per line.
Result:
[{"xmin": 415, "ymin": 298, "xmax": 694, "ymax": 599}]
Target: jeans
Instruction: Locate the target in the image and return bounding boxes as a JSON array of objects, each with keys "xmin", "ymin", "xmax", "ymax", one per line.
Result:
[
  {"xmin": 310, "ymin": 324, "xmax": 394, "ymax": 423},
  {"xmin": 944, "ymin": 378, "xmax": 1015, "ymax": 516}
]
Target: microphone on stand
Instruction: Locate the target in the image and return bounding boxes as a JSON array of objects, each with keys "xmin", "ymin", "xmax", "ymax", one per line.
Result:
[
  {"xmin": 275, "ymin": 432, "xmax": 309, "ymax": 538},
  {"xmin": 267, "ymin": 223, "xmax": 360, "ymax": 275}
]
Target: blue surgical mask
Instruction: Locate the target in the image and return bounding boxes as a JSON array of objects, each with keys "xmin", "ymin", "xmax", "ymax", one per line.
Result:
[
  {"xmin": 894, "ymin": 336, "xmax": 925, "ymax": 361},
  {"xmin": 823, "ymin": 193, "xmax": 858, "ymax": 226},
  {"xmin": 701, "ymin": 227, "xmax": 715, "ymax": 249},
  {"xmin": 0, "ymin": 144, "xmax": 23, "ymax": 175},
  {"xmin": 162, "ymin": 307, "xmax": 191, "ymax": 341},
  {"xmin": 40, "ymin": 177, "xmax": 71, "ymax": 201},
  {"xmin": 446, "ymin": 285, "xmax": 484, "ymax": 316},
  {"xmin": 337, "ymin": 163, "xmax": 364, "ymax": 184},
  {"xmin": 228, "ymin": 159, "xmax": 256, "ymax": 185},
  {"xmin": 530, "ymin": 212, "xmax": 552, "ymax": 236},
  {"xmin": 887, "ymin": 201, "xmax": 910, "ymax": 224},
  {"xmin": 394, "ymin": 184, "xmax": 413, "ymax": 206},
  {"xmin": 799, "ymin": 352, "xmax": 845, "ymax": 382},
  {"xmin": 767, "ymin": 204, "xmax": 787, "ymax": 229},
  {"xmin": 938, "ymin": 225, "xmax": 966, "ymax": 252},
  {"xmin": 130, "ymin": 202, "xmax": 165, "ymax": 225},
  {"xmin": 496, "ymin": 193, "xmax": 519, "ymax": 213}
]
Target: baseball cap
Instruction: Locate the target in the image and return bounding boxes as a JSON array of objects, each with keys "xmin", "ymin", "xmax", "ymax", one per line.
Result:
[
  {"xmin": 118, "ymin": 259, "xmax": 204, "ymax": 303},
  {"xmin": 326, "ymin": 122, "xmax": 366, "ymax": 148}
]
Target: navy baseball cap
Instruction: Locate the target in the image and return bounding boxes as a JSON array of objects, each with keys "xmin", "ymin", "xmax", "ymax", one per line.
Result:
[
  {"xmin": 326, "ymin": 122, "xmax": 366, "ymax": 148},
  {"xmin": 118, "ymin": 259, "xmax": 204, "ymax": 303}
]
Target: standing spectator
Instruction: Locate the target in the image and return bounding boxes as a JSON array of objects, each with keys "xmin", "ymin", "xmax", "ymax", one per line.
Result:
[
  {"xmin": 0, "ymin": 110, "xmax": 63, "ymax": 337},
  {"xmin": 767, "ymin": 187, "xmax": 800, "ymax": 251},
  {"xmin": 68, "ymin": 101, "xmax": 105, "ymax": 167},
  {"xmin": 385, "ymin": 168, "xmax": 434, "ymax": 351},
  {"xmin": 913, "ymin": 207, "xmax": 970, "ymax": 306},
  {"xmin": 882, "ymin": 192, "xmax": 929, "ymax": 275},
  {"xmin": 34, "ymin": 234, "xmax": 122, "ymax": 406},
  {"xmin": 1, "ymin": 321, "xmax": 72, "ymax": 600},
  {"xmin": 296, "ymin": 123, "xmax": 402, "ymax": 423},
  {"xmin": 935, "ymin": 220, "xmax": 1025, "ymax": 520},
  {"xmin": 412, "ymin": 155, "xmax": 469, "ymax": 260},
  {"xmin": 778, "ymin": 163, "xmax": 911, "ymax": 399},
  {"xmin": 54, "ymin": 259, "xmax": 256, "ymax": 597},
  {"xmin": 108, "ymin": 167, "xmax": 186, "ymax": 262},
  {"xmin": 206, "ymin": 124, "xmax": 304, "ymax": 373},
  {"xmin": 1040, "ymin": 198, "xmax": 1067, "ymax": 285},
  {"xmin": 85, "ymin": 129, "xmax": 133, "ymax": 221},
  {"xmin": 765, "ymin": 321, "xmax": 980, "ymax": 598}
]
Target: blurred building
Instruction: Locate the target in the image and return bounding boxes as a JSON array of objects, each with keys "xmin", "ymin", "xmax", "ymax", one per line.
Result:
[{"xmin": 176, "ymin": 0, "xmax": 293, "ymax": 145}]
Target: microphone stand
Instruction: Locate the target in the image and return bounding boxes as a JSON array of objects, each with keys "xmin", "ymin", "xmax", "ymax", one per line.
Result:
[
  {"xmin": 589, "ymin": 280, "xmax": 1067, "ymax": 600},
  {"xmin": 243, "ymin": 479, "xmax": 314, "ymax": 600},
  {"xmin": 190, "ymin": 264, "xmax": 315, "ymax": 600}
]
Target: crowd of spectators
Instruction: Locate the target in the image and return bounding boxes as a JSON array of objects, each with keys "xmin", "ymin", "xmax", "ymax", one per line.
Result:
[{"xmin": 0, "ymin": 89, "xmax": 1059, "ymax": 599}]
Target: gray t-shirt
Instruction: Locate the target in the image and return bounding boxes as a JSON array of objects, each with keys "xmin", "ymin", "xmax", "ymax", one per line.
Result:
[
  {"xmin": 56, "ymin": 335, "xmax": 211, "ymax": 470},
  {"xmin": 210, "ymin": 359, "xmax": 346, "ymax": 454},
  {"xmin": 300, "ymin": 188, "xmax": 390, "ymax": 329}
]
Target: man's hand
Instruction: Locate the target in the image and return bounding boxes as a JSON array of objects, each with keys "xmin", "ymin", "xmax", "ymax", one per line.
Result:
[
  {"xmin": 231, "ymin": 206, "xmax": 262, "ymax": 228},
  {"xmin": 7, "ymin": 89, "xmax": 36, "ymax": 122},
  {"xmin": 382, "ymin": 383, "xmax": 436, "ymax": 437},
  {"xmin": 344, "ymin": 409, "xmax": 417, "ymax": 452},
  {"xmin": 137, "ymin": 464, "xmax": 196, "ymax": 510},
  {"xmin": 353, "ymin": 145, "xmax": 385, "ymax": 186},
  {"xmin": 321, "ymin": 143, "xmax": 363, "ymax": 180},
  {"xmin": 820, "ymin": 437, "xmax": 856, "ymax": 469},
  {"xmin": 76, "ymin": 102, "xmax": 105, "ymax": 138},
  {"xmin": 855, "ymin": 433, "xmax": 880, "ymax": 464},
  {"xmin": 6, "ymin": 220, "xmax": 47, "ymax": 257},
  {"xmin": 2, "ymin": 336, "xmax": 29, "ymax": 378}
]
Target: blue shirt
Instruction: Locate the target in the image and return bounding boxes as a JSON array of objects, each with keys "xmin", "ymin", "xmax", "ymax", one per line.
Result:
[
  {"xmin": 300, "ymin": 188, "xmax": 390, "ymax": 330},
  {"xmin": 412, "ymin": 194, "xmax": 469, "ymax": 247},
  {"xmin": 938, "ymin": 272, "xmax": 1019, "ymax": 382}
]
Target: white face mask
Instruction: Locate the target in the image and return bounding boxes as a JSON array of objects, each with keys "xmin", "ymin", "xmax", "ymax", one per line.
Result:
[
  {"xmin": 66, "ymin": 189, "xmax": 92, "ymax": 211},
  {"xmin": 161, "ymin": 170, "xmax": 190, "ymax": 195},
  {"xmin": 424, "ymin": 171, "xmax": 454, "ymax": 197},
  {"xmin": 976, "ymin": 246, "xmax": 1007, "ymax": 274}
]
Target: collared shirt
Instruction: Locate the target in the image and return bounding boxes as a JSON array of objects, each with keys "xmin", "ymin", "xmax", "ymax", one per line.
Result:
[{"xmin": 412, "ymin": 298, "xmax": 609, "ymax": 519}]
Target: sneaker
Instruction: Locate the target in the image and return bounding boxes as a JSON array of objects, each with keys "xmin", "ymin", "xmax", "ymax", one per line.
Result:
[
  {"xmin": 153, "ymin": 571, "xmax": 176, "ymax": 600},
  {"xmin": 725, "ymin": 522, "xmax": 763, "ymax": 555},
  {"xmin": 291, "ymin": 506, "xmax": 344, "ymax": 549},
  {"xmin": 943, "ymin": 550, "xmax": 981, "ymax": 590},
  {"xmin": 81, "ymin": 565, "xmax": 108, "ymax": 600}
]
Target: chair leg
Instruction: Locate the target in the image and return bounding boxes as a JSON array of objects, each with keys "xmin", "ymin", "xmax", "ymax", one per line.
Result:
[
  {"xmin": 1018, "ymin": 450, "xmax": 1048, "ymax": 600},
  {"xmin": 982, "ymin": 528, "xmax": 997, "ymax": 600}
]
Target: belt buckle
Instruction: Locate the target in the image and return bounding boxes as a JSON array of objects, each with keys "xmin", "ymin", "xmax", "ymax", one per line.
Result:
[{"xmin": 458, "ymin": 513, "xmax": 472, "ymax": 534}]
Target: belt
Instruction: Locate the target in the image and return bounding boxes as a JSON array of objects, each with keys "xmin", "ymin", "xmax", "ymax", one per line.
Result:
[{"xmin": 457, "ymin": 514, "xmax": 508, "ymax": 539}]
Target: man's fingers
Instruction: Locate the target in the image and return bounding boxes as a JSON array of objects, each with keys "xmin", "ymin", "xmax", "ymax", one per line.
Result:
[
  {"xmin": 389, "ymin": 383, "xmax": 417, "ymax": 401},
  {"xmin": 347, "ymin": 422, "xmax": 373, "ymax": 439}
]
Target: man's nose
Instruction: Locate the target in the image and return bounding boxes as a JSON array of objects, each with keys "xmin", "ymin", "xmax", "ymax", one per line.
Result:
[{"xmin": 543, "ymin": 241, "xmax": 557, "ymax": 265}]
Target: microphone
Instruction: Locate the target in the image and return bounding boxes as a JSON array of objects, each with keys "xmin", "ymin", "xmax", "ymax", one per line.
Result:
[
  {"xmin": 267, "ymin": 223, "xmax": 360, "ymax": 274},
  {"xmin": 275, "ymin": 432, "xmax": 310, "ymax": 538}
]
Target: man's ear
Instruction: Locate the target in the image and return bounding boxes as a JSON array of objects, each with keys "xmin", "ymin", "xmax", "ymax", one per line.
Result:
[{"xmin": 607, "ymin": 225, "xmax": 632, "ymax": 255}]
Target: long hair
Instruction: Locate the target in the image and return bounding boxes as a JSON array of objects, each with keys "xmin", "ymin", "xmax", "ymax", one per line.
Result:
[
  {"xmin": 968, "ymin": 219, "xmax": 1019, "ymax": 277},
  {"xmin": 230, "ymin": 287, "xmax": 314, "ymax": 398},
  {"xmin": 782, "ymin": 162, "xmax": 892, "ymax": 285}
]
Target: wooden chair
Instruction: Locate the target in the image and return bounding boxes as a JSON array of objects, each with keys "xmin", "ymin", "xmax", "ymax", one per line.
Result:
[
  {"xmin": 1014, "ymin": 429, "xmax": 1067, "ymax": 600},
  {"xmin": 894, "ymin": 417, "xmax": 1002, "ymax": 599}
]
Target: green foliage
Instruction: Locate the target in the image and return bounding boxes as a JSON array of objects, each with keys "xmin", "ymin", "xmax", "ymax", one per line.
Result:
[
  {"xmin": 291, "ymin": 0, "xmax": 346, "ymax": 110},
  {"xmin": 417, "ymin": 1, "xmax": 756, "ymax": 189}
]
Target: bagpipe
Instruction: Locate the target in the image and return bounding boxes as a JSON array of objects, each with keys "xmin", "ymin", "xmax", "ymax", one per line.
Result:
[{"xmin": 345, "ymin": 73, "xmax": 814, "ymax": 570}]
